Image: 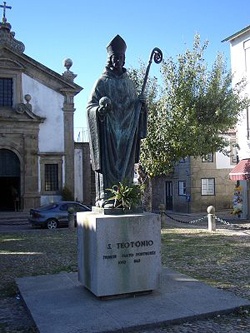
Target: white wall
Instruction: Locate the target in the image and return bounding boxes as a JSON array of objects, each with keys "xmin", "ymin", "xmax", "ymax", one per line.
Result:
[
  {"xmin": 215, "ymin": 134, "xmax": 235, "ymax": 169},
  {"xmin": 230, "ymin": 31, "xmax": 250, "ymax": 160},
  {"xmin": 74, "ymin": 148, "xmax": 83, "ymax": 202},
  {"xmin": 22, "ymin": 73, "xmax": 64, "ymax": 152},
  {"xmin": 216, "ymin": 151, "xmax": 232, "ymax": 169},
  {"xmin": 229, "ymin": 28, "xmax": 250, "ymax": 218}
]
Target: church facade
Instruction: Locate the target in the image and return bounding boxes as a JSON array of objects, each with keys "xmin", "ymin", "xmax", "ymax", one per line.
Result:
[{"xmin": 0, "ymin": 10, "xmax": 82, "ymax": 211}]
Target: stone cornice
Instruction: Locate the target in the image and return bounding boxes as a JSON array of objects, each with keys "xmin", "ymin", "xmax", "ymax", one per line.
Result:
[{"xmin": 0, "ymin": 48, "xmax": 83, "ymax": 95}]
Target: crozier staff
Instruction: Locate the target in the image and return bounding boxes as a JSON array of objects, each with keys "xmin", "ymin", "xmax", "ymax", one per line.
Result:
[{"xmin": 87, "ymin": 35, "xmax": 147, "ymax": 208}]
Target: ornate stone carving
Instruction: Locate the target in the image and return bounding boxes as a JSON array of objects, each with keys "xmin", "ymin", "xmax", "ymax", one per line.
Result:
[
  {"xmin": 15, "ymin": 94, "xmax": 45, "ymax": 121},
  {"xmin": 62, "ymin": 58, "xmax": 77, "ymax": 82},
  {"xmin": 0, "ymin": 3, "xmax": 25, "ymax": 54}
]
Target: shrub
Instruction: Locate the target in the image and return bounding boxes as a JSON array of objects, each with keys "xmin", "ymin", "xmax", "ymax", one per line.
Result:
[{"xmin": 61, "ymin": 186, "xmax": 74, "ymax": 201}]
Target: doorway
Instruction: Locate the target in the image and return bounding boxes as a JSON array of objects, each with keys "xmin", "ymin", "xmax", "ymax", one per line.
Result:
[
  {"xmin": 0, "ymin": 149, "xmax": 20, "ymax": 211},
  {"xmin": 165, "ymin": 181, "xmax": 173, "ymax": 210}
]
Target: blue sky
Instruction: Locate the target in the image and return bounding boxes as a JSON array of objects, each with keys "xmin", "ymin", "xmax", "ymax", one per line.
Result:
[{"xmin": 5, "ymin": 0, "xmax": 250, "ymax": 137}]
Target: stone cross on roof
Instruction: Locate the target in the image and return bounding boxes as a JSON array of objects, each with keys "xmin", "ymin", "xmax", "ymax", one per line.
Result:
[
  {"xmin": 0, "ymin": 1, "xmax": 25, "ymax": 54},
  {"xmin": 0, "ymin": 1, "xmax": 11, "ymax": 23}
]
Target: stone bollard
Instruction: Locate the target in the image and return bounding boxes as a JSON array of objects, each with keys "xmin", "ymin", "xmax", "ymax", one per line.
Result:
[
  {"xmin": 68, "ymin": 207, "xmax": 75, "ymax": 230},
  {"xmin": 158, "ymin": 203, "xmax": 166, "ymax": 228},
  {"xmin": 207, "ymin": 205, "xmax": 216, "ymax": 232}
]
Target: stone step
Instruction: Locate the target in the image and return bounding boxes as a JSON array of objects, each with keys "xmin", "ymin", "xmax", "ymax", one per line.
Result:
[{"xmin": 0, "ymin": 212, "xmax": 29, "ymax": 224}]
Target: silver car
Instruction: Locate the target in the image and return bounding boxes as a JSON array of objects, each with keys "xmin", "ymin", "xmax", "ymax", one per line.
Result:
[{"xmin": 29, "ymin": 201, "xmax": 91, "ymax": 229}]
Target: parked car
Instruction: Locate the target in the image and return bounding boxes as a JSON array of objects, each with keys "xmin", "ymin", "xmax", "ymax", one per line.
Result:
[{"xmin": 29, "ymin": 201, "xmax": 91, "ymax": 229}]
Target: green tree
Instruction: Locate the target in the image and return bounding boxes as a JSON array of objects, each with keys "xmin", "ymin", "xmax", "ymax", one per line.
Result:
[{"xmin": 129, "ymin": 35, "xmax": 248, "ymax": 177}]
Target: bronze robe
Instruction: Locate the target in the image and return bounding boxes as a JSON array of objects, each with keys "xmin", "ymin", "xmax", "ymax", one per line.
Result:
[{"xmin": 87, "ymin": 68, "xmax": 147, "ymax": 203}]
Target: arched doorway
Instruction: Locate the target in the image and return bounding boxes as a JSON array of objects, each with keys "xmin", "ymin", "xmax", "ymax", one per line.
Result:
[{"xmin": 0, "ymin": 149, "xmax": 20, "ymax": 211}]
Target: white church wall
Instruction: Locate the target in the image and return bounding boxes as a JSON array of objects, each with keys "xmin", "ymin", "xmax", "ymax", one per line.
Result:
[{"xmin": 22, "ymin": 73, "xmax": 64, "ymax": 152}]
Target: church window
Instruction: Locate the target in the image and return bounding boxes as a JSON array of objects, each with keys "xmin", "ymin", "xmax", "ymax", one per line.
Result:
[
  {"xmin": 0, "ymin": 78, "xmax": 13, "ymax": 106},
  {"xmin": 45, "ymin": 164, "xmax": 58, "ymax": 191}
]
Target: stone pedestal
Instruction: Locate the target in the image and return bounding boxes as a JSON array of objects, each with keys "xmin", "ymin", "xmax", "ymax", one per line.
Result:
[{"xmin": 77, "ymin": 211, "xmax": 161, "ymax": 297}]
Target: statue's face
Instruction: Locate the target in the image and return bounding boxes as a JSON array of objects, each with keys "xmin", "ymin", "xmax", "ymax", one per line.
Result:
[{"xmin": 110, "ymin": 53, "xmax": 125, "ymax": 73}]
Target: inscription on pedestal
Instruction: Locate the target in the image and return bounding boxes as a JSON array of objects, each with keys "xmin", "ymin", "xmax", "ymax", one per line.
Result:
[
  {"xmin": 77, "ymin": 212, "xmax": 161, "ymax": 297},
  {"xmin": 103, "ymin": 240, "xmax": 156, "ymax": 266}
]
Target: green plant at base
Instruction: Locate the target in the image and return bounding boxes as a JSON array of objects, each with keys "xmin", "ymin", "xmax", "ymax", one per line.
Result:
[{"xmin": 106, "ymin": 181, "xmax": 144, "ymax": 210}]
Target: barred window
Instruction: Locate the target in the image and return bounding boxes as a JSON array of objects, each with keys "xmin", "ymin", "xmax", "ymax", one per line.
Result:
[
  {"xmin": 45, "ymin": 164, "xmax": 58, "ymax": 191},
  {"xmin": 0, "ymin": 78, "xmax": 13, "ymax": 107},
  {"xmin": 201, "ymin": 178, "xmax": 215, "ymax": 196}
]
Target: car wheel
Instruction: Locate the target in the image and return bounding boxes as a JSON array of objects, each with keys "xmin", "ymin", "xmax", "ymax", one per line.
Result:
[{"xmin": 47, "ymin": 219, "xmax": 58, "ymax": 229}]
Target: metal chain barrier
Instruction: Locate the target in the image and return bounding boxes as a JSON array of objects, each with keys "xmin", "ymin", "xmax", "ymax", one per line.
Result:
[
  {"xmin": 161, "ymin": 211, "xmax": 250, "ymax": 231},
  {"xmin": 214, "ymin": 215, "xmax": 231, "ymax": 227},
  {"xmin": 163, "ymin": 212, "xmax": 207, "ymax": 225},
  {"xmin": 214, "ymin": 215, "xmax": 250, "ymax": 231}
]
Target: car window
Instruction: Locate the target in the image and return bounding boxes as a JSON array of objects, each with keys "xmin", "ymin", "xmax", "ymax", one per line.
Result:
[
  {"xmin": 58, "ymin": 202, "xmax": 90, "ymax": 212},
  {"xmin": 74, "ymin": 203, "xmax": 90, "ymax": 212},
  {"xmin": 71, "ymin": 203, "xmax": 80, "ymax": 211},
  {"xmin": 39, "ymin": 203, "xmax": 58, "ymax": 211},
  {"xmin": 65, "ymin": 203, "xmax": 79, "ymax": 212},
  {"xmin": 60, "ymin": 203, "xmax": 69, "ymax": 211}
]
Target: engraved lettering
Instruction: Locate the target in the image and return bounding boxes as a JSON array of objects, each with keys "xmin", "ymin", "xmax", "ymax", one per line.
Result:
[
  {"xmin": 116, "ymin": 240, "xmax": 154, "ymax": 249},
  {"xmin": 135, "ymin": 251, "xmax": 156, "ymax": 256},
  {"xmin": 103, "ymin": 255, "xmax": 117, "ymax": 259},
  {"xmin": 121, "ymin": 253, "xmax": 134, "ymax": 258},
  {"xmin": 118, "ymin": 260, "xmax": 126, "ymax": 264}
]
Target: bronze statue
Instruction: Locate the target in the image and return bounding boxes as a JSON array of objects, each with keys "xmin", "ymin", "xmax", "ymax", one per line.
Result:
[{"xmin": 87, "ymin": 35, "xmax": 162, "ymax": 208}]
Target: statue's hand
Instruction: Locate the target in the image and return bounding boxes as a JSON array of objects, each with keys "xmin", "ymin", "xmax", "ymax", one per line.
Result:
[{"xmin": 98, "ymin": 97, "xmax": 112, "ymax": 116}]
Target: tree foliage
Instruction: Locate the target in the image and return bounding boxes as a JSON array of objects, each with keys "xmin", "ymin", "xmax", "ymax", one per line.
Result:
[{"xmin": 129, "ymin": 35, "xmax": 248, "ymax": 177}]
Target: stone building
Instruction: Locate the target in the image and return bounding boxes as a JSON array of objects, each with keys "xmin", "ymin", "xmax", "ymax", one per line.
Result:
[
  {"xmin": 0, "ymin": 10, "xmax": 82, "ymax": 211},
  {"xmin": 150, "ymin": 143, "xmax": 237, "ymax": 214}
]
